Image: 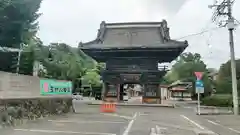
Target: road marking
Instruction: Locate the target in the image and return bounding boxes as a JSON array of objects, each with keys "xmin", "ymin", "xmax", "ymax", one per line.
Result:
[
  {"xmin": 184, "ymin": 106, "xmax": 193, "ymax": 109},
  {"xmin": 150, "ymin": 125, "xmax": 166, "ymax": 135},
  {"xmin": 150, "ymin": 127, "xmax": 156, "ymax": 135},
  {"xmin": 55, "ymin": 123, "xmax": 65, "ymax": 126},
  {"xmin": 101, "ymin": 113, "xmax": 133, "ymax": 120},
  {"xmin": 122, "ymin": 112, "xmax": 138, "ymax": 135},
  {"xmin": 150, "ymin": 120, "xmax": 194, "ymax": 131},
  {"xmin": 207, "ymin": 119, "xmax": 240, "ymax": 134},
  {"xmin": 48, "ymin": 119, "xmax": 125, "ymax": 124},
  {"xmin": 228, "ymin": 128, "xmax": 240, "ymax": 133},
  {"xmin": 207, "ymin": 120, "xmax": 220, "ymax": 126},
  {"xmin": 14, "ymin": 129, "xmax": 116, "ymax": 135},
  {"xmin": 155, "ymin": 125, "xmax": 161, "ymax": 134},
  {"xmin": 180, "ymin": 115, "xmax": 205, "ymax": 130},
  {"xmin": 156, "ymin": 125, "xmax": 167, "ymax": 130},
  {"xmin": 139, "ymin": 113, "xmax": 149, "ymax": 116}
]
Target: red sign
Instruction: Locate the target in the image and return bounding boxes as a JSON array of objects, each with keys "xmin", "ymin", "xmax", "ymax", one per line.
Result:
[{"xmin": 194, "ymin": 72, "xmax": 203, "ymax": 80}]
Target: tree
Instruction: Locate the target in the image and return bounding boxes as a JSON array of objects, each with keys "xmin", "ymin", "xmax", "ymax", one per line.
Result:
[
  {"xmin": 0, "ymin": 0, "xmax": 102, "ymax": 96},
  {"xmin": 166, "ymin": 52, "xmax": 212, "ymax": 98},
  {"xmin": 0, "ymin": 0, "xmax": 42, "ymax": 73},
  {"xmin": 216, "ymin": 59, "xmax": 240, "ymax": 95},
  {"xmin": 172, "ymin": 52, "xmax": 206, "ymax": 79},
  {"xmin": 36, "ymin": 43, "xmax": 84, "ymax": 80},
  {"xmin": 82, "ymin": 70, "xmax": 102, "ymax": 87},
  {"xmin": 19, "ymin": 45, "xmax": 35, "ymax": 75},
  {"xmin": 0, "ymin": 0, "xmax": 42, "ymax": 47},
  {"xmin": 163, "ymin": 70, "xmax": 179, "ymax": 84},
  {"xmin": 29, "ymin": 41, "xmax": 99, "ymax": 93},
  {"xmin": 81, "ymin": 69, "xmax": 102, "ymax": 96}
]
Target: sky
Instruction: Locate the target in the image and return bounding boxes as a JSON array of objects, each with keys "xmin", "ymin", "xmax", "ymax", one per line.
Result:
[{"xmin": 37, "ymin": 0, "xmax": 240, "ymax": 69}]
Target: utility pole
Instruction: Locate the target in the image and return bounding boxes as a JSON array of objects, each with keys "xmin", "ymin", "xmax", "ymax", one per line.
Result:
[
  {"xmin": 209, "ymin": 0, "xmax": 239, "ymax": 115},
  {"xmin": 16, "ymin": 43, "xmax": 23, "ymax": 74}
]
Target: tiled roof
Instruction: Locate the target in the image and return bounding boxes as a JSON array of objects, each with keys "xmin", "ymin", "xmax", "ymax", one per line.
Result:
[{"xmin": 79, "ymin": 20, "xmax": 188, "ymax": 49}]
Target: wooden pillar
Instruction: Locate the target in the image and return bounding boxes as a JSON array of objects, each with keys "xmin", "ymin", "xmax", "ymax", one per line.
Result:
[
  {"xmin": 102, "ymin": 83, "xmax": 108, "ymax": 101},
  {"xmin": 117, "ymin": 84, "xmax": 120, "ymax": 102},
  {"xmin": 158, "ymin": 84, "xmax": 161, "ymax": 104}
]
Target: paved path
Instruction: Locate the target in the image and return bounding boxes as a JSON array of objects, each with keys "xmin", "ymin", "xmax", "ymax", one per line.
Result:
[
  {"xmin": 1, "ymin": 107, "xmax": 128, "ymax": 135},
  {"xmin": 199, "ymin": 115, "xmax": 240, "ymax": 134},
  {"xmin": 0, "ymin": 105, "xmax": 197, "ymax": 135},
  {"xmin": 1, "ymin": 101, "xmax": 240, "ymax": 135}
]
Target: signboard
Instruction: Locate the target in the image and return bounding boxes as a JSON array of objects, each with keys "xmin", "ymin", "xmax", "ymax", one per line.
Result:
[
  {"xmin": 195, "ymin": 80, "xmax": 204, "ymax": 93},
  {"xmin": 40, "ymin": 79, "xmax": 72, "ymax": 95},
  {"xmin": 194, "ymin": 72, "xmax": 203, "ymax": 80},
  {"xmin": 121, "ymin": 74, "xmax": 141, "ymax": 81}
]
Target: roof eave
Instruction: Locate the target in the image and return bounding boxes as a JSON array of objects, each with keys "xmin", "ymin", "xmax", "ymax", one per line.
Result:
[{"xmin": 79, "ymin": 41, "xmax": 188, "ymax": 50}]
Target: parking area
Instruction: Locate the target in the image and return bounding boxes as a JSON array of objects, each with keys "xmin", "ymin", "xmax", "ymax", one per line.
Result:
[
  {"xmin": 1, "ymin": 107, "xmax": 129, "ymax": 135},
  {"xmin": 0, "ymin": 104, "xmax": 200, "ymax": 135},
  {"xmin": 127, "ymin": 107, "xmax": 199, "ymax": 135},
  {"xmin": 200, "ymin": 115, "xmax": 240, "ymax": 134},
  {"xmin": 3, "ymin": 101, "xmax": 240, "ymax": 135}
]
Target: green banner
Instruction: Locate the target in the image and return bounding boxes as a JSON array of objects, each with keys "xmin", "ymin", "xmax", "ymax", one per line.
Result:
[{"xmin": 40, "ymin": 79, "xmax": 72, "ymax": 95}]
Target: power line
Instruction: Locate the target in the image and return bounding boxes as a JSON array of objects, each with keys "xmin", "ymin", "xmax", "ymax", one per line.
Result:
[{"xmin": 173, "ymin": 26, "xmax": 224, "ymax": 40}]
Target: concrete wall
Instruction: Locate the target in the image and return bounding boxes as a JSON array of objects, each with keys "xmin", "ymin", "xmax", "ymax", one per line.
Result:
[
  {"xmin": 0, "ymin": 71, "xmax": 71, "ymax": 100},
  {"xmin": 161, "ymin": 87, "xmax": 168, "ymax": 99}
]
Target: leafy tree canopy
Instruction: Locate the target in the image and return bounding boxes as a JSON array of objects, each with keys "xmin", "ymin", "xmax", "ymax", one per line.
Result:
[
  {"xmin": 164, "ymin": 52, "xmax": 213, "ymax": 97},
  {"xmin": 0, "ymin": 0, "xmax": 42, "ymax": 48},
  {"xmin": 0, "ymin": 0, "xmax": 102, "ymax": 94},
  {"xmin": 216, "ymin": 59, "xmax": 240, "ymax": 95},
  {"xmin": 82, "ymin": 69, "xmax": 102, "ymax": 87},
  {"xmin": 0, "ymin": 0, "xmax": 42, "ymax": 74}
]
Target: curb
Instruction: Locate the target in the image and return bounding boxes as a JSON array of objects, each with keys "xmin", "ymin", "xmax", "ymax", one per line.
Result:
[
  {"xmin": 87, "ymin": 103, "xmax": 175, "ymax": 108},
  {"xmin": 196, "ymin": 112, "xmax": 233, "ymax": 115}
]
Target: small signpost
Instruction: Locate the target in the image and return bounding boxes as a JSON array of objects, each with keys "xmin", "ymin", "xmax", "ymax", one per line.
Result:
[{"xmin": 195, "ymin": 72, "xmax": 204, "ymax": 115}]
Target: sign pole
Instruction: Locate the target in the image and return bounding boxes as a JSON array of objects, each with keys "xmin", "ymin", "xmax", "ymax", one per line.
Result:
[
  {"xmin": 195, "ymin": 72, "xmax": 204, "ymax": 115},
  {"xmin": 197, "ymin": 92, "xmax": 200, "ymax": 115}
]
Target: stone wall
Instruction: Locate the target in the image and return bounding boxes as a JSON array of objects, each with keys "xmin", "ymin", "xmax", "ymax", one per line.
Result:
[{"xmin": 0, "ymin": 71, "xmax": 71, "ymax": 99}]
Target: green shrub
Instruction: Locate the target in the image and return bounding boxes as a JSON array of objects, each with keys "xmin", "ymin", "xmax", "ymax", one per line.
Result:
[{"xmin": 201, "ymin": 94, "xmax": 233, "ymax": 107}]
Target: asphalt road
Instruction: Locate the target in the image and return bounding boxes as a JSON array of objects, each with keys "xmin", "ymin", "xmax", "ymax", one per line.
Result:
[{"xmin": 1, "ymin": 100, "xmax": 240, "ymax": 135}]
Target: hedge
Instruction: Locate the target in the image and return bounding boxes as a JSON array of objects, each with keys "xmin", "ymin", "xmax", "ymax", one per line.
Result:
[{"xmin": 201, "ymin": 94, "xmax": 235, "ymax": 107}]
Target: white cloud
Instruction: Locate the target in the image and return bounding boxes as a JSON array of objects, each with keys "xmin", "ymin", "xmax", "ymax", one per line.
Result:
[
  {"xmin": 169, "ymin": 0, "xmax": 240, "ymax": 68},
  {"xmin": 38, "ymin": 0, "xmax": 185, "ymax": 46},
  {"xmin": 37, "ymin": 0, "xmax": 240, "ymax": 69}
]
